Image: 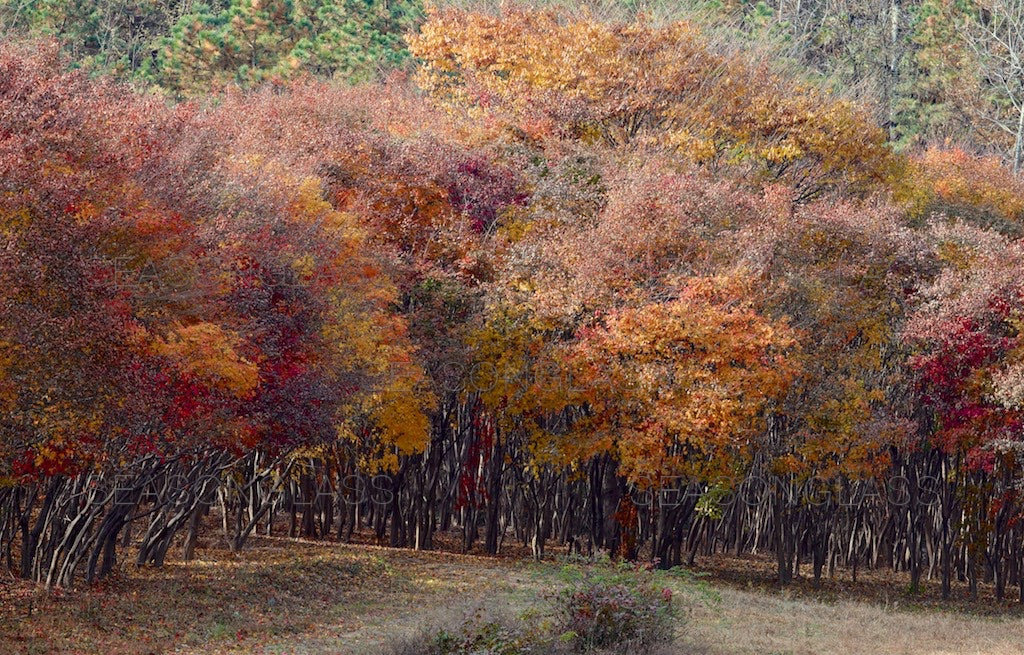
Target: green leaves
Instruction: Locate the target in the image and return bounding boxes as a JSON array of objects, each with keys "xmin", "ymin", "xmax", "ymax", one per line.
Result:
[{"xmin": 152, "ymin": 0, "xmax": 420, "ymax": 95}]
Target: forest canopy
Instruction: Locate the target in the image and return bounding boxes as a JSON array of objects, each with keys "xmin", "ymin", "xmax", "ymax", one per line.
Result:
[{"xmin": 2, "ymin": 0, "xmax": 1024, "ymax": 604}]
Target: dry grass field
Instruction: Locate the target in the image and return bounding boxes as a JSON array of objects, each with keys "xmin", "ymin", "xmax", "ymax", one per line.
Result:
[{"xmin": 2, "ymin": 535, "xmax": 1023, "ymax": 655}]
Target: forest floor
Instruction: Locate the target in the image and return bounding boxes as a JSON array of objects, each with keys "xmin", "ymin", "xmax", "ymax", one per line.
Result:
[{"xmin": 2, "ymin": 533, "xmax": 1024, "ymax": 655}]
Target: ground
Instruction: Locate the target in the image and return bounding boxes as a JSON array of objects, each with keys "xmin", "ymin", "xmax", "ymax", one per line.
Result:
[{"xmin": 2, "ymin": 535, "xmax": 1024, "ymax": 654}]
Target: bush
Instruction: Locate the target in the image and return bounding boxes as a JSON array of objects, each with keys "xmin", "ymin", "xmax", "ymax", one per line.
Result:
[
  {"xmin": 381, "ymin": 607, "xmax": 536, "ymax": 655},
  {"xmin": 553, "ymin": 564, "xmax": 676, "ymax": 654},
  {"xmin": 382, "ymin": 562, "xmax": 683, "ymax": 655}
]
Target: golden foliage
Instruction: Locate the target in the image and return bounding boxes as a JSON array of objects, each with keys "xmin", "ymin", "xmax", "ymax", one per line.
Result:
[
  {"xmin": 409, "ymin": 6, "xmax": 898, "ymax": 197},
  {"xmin": 152, "ymin": 322, "xmax": 260, "ymax": 397}
]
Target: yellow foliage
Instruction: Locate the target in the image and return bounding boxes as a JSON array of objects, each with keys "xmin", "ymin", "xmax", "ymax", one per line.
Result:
[
  {"xmin": 370, "ymin": 366, "xmax": 435, "ymax": 456},
  {"xmin": 409, "ymin": 6, "xmax": 897, "ymax": 196},
  {"xmin": 0, "ymin": 340, "xmax": 16, "ymax": 412},
  {"xmin": 152, "ymin": 322, "xmax": 260, "ymax": 397},
  {"xmin": 905, "ymin": 147, "xmax": 1024, "ymax": 225}
]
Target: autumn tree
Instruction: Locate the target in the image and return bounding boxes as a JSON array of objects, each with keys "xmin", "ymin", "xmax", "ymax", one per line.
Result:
[
  {"xmin": 408, "ymin": 5, "xmax": 900, "ymax": 200},
  {"xmin": 0, "ymin": 41, "xmax": 437, "ymax": 583}
]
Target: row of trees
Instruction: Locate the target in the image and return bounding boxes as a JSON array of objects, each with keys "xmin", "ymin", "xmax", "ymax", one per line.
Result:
[{"xmin": 1, "ymin": 6, "xmax": 1024, "ymax": 602}]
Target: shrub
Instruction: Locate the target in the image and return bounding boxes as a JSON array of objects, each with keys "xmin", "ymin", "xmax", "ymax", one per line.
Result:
[
  {"xmin": 380, "ymin": 607, "xmax": 534, "ymax": 655},
  {"xmin": 553, "ymin": 563, "xmax": 676, "ymax": 654},
  {"xmin": 382, "ymin": 563, "xmax": 683, "ymax": 655}
]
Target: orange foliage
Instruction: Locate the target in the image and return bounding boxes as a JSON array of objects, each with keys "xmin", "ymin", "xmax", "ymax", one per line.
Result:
[
  {"xmin": 908, "ymin": 146, "xmax": 1024, "ymax": 230},
  {"xmin": 567, "ymin": 275, "xmax": 799, "ymax": 484}
]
